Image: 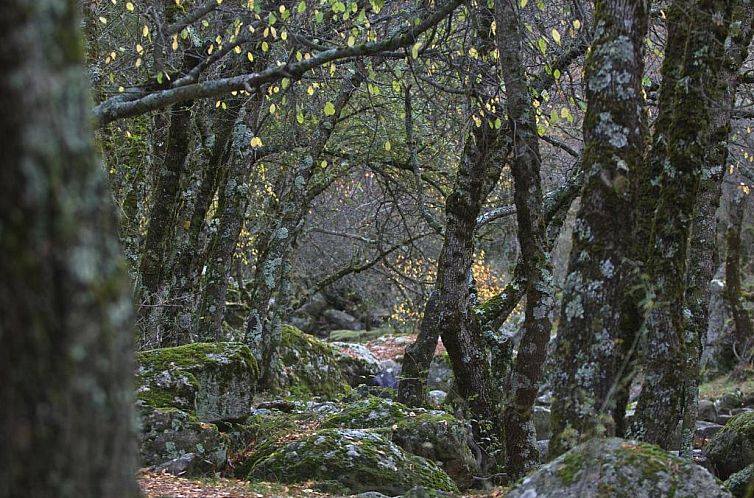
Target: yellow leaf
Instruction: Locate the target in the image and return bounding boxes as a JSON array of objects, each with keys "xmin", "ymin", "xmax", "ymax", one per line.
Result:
[
  {"xmin": 269, "ymin": 103, "xmax": 277, "ymax": 114},
  {"xmin": 250, "ymin": 136, "xmax": 263, "ymax": 148},
  {"xmin": 135, "ymin": 57, "xmax": 142, "ymax": 67},
  {"xmin": 172, "ymin": 34, "xmax": 179, "ymax": 50},
  {"xmin": 573, "ymin": 19, "xmax": 581, "ymax": 29},
  {"xmin": 551, "ymin": 28, "xmax": 561, "ymax": 45},
  {"xmin": 142, "ymin": 24, "xmax": 149, "ymax": 37},
  {"xmin": 247, "ymin": 52, "xmax": 254, "ymax": 62},
  {"xmin": 126, "ymin": 1, "xmax": 135, "ymax": 11},
  {"xmin": 384, "ymin": 141, "xmax": 391, "ymax": 151},
  {"xmin": 411, "ymin": 42, "xmax": 421, "ymax": 59}
]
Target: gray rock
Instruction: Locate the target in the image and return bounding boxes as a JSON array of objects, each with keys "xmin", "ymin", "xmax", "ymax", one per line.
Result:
[
  {"xmin": 248, "ymin": 429, "xmax": 457, "ymax": 495},
  {"xmin": 151, "ymin": 453, "xmax": 214, "ymax": 476},
  {"xmin": 323, "ymin": 308, "xmax": 363, "ymax": 330},
  {"xmin": 332, "ymin": 342, "xmax": 381, "ymax": 386},
  {"xmin": 401, "ymin": 485, "xmax": 456, "ymax": 498},
  {"xmin": 720, "ymin": 392, "xmax": 744, "ymax": 412},
  {"xmin": 704, "ymin": 411, "xmax": 754, "ymax": 479},
  {"xmin": 428, "ymin": 390, "xmax": 448, "ymax": 407},
  {"xmin": 507, "ymin": 437, "xmax": 731, "ymax": 498},
  {"xmin": 695, "ymin": 421, "xmax": 725, "ymax": 449},
  {"xmin": 536, "ymin": 440, "xmax": 550, "ymax": 463},
  {"xmin": 138, "ymin": 405, "xmax": 228, "ymax": 469},
  {"xmin": 427, "ymin": 355, "xmax": 454, "ymax": 391},
  {"xmin": 699, "ymin": 399, "xmax": 719, "ymax": 422},
  {"xmin": 135, "ymin": 342, "xmax": 259, "ymax": 423},
  {"xmin": 724, "ymin": 463, "xmax": 754, "ymax": 497}
]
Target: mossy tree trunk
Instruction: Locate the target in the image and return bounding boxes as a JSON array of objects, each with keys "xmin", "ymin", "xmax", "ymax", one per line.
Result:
[
  {"xmin": 630, "ymin": 0, "xmax": 732, "ymax": 448},
  {"xmin": 549, "ymin": 0, "xmax": 649, "ymax": 457},
  {"xmin": 0, "ymin": 0, "xmax": 140, "ymax": 495},
  {"xmin": 495, "ymin": 0, "xmax": 555, "ymax": 478},
  {"xmin": 724, "ymin": 188, "xmax": 754, "ymax": 371}
]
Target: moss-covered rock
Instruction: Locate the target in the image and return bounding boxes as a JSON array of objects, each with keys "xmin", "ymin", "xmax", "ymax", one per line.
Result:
[
  {"xmin": 138, "ymin": 404, "xmax": 229, "ymax": 469},
  {"xmin": 506, "ymin": 437, "xmax": 731, "ymax": 498},
  {"xmin": 725, "ymin": 463, "xmax": 754, "ymax": 497},
  {"xmin": 248, "ymin": 428, "xmax": 458, "ymax": 495},
  {"xmin": 322, "ymin": 396, "xmax": 478, "ymax": 488},
  {"xmin": 328, "ymin": 328, "xmax": 389, "ymax": 343},
  {"xmin": 136, "ymin": 342, "xmax": 259, "ymax": 422},
  {"xmin": 704, "ymin": 411, "xmax": 754, "ymax": 479},
  {"xmin": 331, "ymin": 342, "xmax": 381, "ymax": 386},
  {"xmin": 275, "ymin": 324, "xmax": 349, "ymax": 397}
]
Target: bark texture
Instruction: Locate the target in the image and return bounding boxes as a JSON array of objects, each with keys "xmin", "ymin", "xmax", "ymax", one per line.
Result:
[
  {"xmin": 630, "ymin": 0, "xmax": 732, "ymax": 447},
  {"xmin": 495, "ymin": 0, "xmax": 555, "ymax": 478},
  {"xmin": 0, "ymin": 0, "xmax": 140, "ymax": 496},
  {"xmin": 550, "ymin": 0, "xmax": 649, "ymax": 457}
]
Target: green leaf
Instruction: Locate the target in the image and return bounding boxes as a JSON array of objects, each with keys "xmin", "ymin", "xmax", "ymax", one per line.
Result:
[
  {"xmin": 537, "ymin": 37, "xmax": 547, "ymax": 54},
  {"xmin": 324, "ymin": 101, "xmax": 336, "ymax": 116},
  {"xmin": 297, "ymin": 0, "xmax": 306, "ymax": 12}
]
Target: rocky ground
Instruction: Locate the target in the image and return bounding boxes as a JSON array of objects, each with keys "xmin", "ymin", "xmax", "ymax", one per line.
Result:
[{"xmin": 134, "ymin": 325, "xmax": 754, "ymax": 498}]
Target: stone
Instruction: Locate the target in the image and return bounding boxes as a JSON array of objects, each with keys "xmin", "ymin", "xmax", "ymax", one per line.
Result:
[
  {"xmin": 151, "ymin": 453, "xmax": 214, "ymax": 477},
  {"xmin": 720, "ymin": 392, "xmax": 744, "ymax": 412},
  {"xmin": 138, "ymin": 405, "xmax": 228, "ymax": 469},
  {"xmin": 322, "ymin": 396, "xmax": 479, "ymax": 488},
  {"xmin": 536, "ymin": 440, "xmax": 550, "ymax": 463},
  {"xmin": 323, "ymin": 308, "xmax": 363, "ymax": 330},
  {"xmin": 704, "ymin": 411, "xmax": 754, "ymax": 479},
  {"xmin": 136, "ymin": 342, "xmax": 259, "ymax": 423},
  {"xmin": 724, "ymin": 463, "xmax": 754, "ymax": 498},
  {"xmin": 534, "ymin": 405, "xmax": 552, "ymax": 440},
  {"xmin": 695, "ymin": 421, "xmax": 725, "ymax": 449},
  {"xmin": 506, "ymin": 437, "xmax": 731, "ymax": 498},
  {"xmin": 274, "ymin": 324, "xmax": 350, "ymax": 397},
  {"xmin": 371, "ymin": 360, "xmax": 401, "ymax": 389},
  {"xmin": 699, "ymin": 399, "xmax": 719, "ymax": 423},
  {"xmin": 428, "ymin": 390, "xmax": 448, "ymax": 407},
  {"xmin": 248, "ymin": 429, "xmax": 457, "ymax": 495},
  {"xmin": 332, "ymin": 342, "xmax": 381, "ymax": 386}
]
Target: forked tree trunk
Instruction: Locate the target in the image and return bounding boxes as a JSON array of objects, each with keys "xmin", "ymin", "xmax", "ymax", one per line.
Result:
[{"xmin": 0, "ymin": 0, "xmax": 140, "ymax": 495}]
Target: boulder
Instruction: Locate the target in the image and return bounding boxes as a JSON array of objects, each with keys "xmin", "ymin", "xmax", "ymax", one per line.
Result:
[
  {"xmin": 704, "ymin": 411, "xmax": 754, "ymax": 479},
  {"xmin": 323, "ymin": 308, "xmax": 363, "ymax": 330},
  {"xmin": 248, "ymin": 428, "xmax": 457, "ymax": 495},
  {"xmin": 428, "ymin": 390, "xmax": 448, "ymax": 407},
  {"xmin": 138, "ymin": 405, "xmax": 228, "ymax": 469},
  {"xmin": 506, "ymin": 437, "xmax": 731, "ymax": 498},
  {"xmin": 136, "ymin": 342, "xmax": 259, "ymax": 423},
  {"xmin": 332, "ymin": 342, "xmax": 381, "ymax": 386},
  {"xmin": 695, "ymin": 421, "xmax": 724, "ymax": 449},
  {"xmin": 371, "ymin": 359, "xmax": 401, "ymax": 389},
  {"xmin": 322, "ymin": 396, "xmax": 479, "ymax": 488},
  {"xmin": 275, "ymin": 324, "xmax": 350, "ymax": 397},
  {"xmin": 699, "ymin": 399, "xmax": 719, "ymax": 423},
  {"xmin": 151, "ymin": 453, "xmax": 214, "ymax": 477},
  {"xmin": 725, "ymin": 463, "xmax": 754, "ymax": 497}
]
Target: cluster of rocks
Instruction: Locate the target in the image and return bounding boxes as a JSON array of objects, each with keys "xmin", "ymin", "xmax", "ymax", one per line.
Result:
[{"xmin": 134, "ymin": 323, "xmax": 754, "ymax": 497}]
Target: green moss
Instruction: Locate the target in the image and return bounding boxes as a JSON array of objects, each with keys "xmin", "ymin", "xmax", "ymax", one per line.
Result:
[
  {"xmin": 557, "ymin": 450, "xmax": 586, "ymax": 485},
  {"xmin": 277, "ymin": 325, "xmax": 349, "ymax": 397},
  {"xmin": 321, "ymin": 396, "xmax": 414, "ymax": 428},
  {"xmin": 248, "ymin": 428, "xmax": 457, "ymax": 495},
  {"xmin": 136, "ymin": 342, "xmax": 260, "ymax": 422},
  {"xmin": 327, "ymin": 328, "xmax": 389, "ymax": 343},
  {"xmin": 724, "ymin": 463, "xmax": 754, "ymax": 497}
]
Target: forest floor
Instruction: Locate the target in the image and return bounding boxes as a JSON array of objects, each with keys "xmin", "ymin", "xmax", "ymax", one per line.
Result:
[{"xmin": 139, "ymin": 471, "xmax": 508, "ymax": 498}]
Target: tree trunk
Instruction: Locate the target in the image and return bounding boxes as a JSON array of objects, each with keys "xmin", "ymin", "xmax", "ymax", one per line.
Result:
[
  {"xmin": 495, "ymin": 0, "xmax": 555, "ymax": 478},
  {"xmin": 630, "ymin": 0, "xmax": 732, "ymax": 448},
  {"xmin": 0, "ymin": 0, "xmax": 140, "ymax": 495},
  {"xmin": 245, "ymin": 72, "xmax": 363, "ymax": 386},
  {"xmin": 550, "ymin": 0, "xmax": 649, "ymax": 457}
]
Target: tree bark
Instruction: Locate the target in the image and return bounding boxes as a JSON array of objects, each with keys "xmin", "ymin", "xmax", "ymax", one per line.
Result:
[
  {"xmin": 630, "ymin": 0, "xmax": 732, "ymax": 448},
  {"xmin": 550, "ymin": 0, "xmax": 649, "ymax": 457},
  {"xmin": 0, "ymin": 0, "xmax": 140, "ymax": 495},
  {"xmin": 495, "ymin": 0, "xmax": 555, "ymax": 478}
]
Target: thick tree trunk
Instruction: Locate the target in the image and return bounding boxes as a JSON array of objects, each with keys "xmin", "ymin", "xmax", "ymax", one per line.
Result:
[
  {"xmin": 0, "ymin": 0, "xmax": 140, "ymax": 496},
  {"xmin": 550, "ymin": 0, "xmax": 649, "ymax": 457},
  {"xmin": 495, "ymin": 0, "xmax": 555, "ymax": 478},
  {"xmin": 630, "ymin": 0, "xmax": 732, "ymax": 448}
]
